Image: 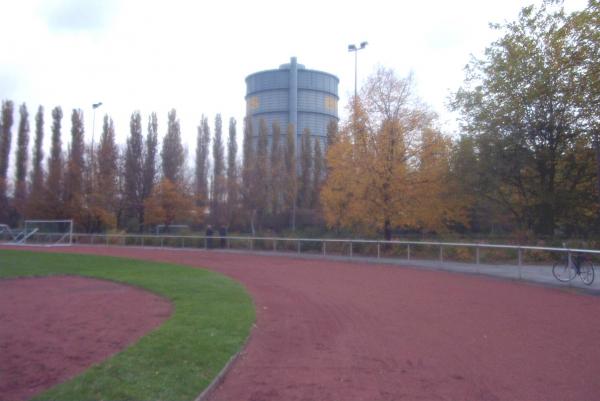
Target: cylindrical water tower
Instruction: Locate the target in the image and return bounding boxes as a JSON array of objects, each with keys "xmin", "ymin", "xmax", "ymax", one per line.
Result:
[{"xmin": 245, "ymin": 57, "xmax": 339, "ymax": 150}]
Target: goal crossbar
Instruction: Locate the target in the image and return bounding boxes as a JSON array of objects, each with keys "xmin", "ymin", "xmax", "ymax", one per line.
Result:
[{"xmin": 22, "ymin": 219, "xmax": 74, "ymax": 246}]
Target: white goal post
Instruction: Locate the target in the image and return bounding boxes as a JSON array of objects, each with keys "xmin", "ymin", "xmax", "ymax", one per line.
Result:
[{"xmin": 22, "ymin": 219, "xmax": 74, "ymax": 246}]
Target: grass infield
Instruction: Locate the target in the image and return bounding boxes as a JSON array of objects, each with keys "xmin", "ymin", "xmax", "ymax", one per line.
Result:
[{"xmin": 0, "ymin": 249, "xmax": 255, "ymax": 401}]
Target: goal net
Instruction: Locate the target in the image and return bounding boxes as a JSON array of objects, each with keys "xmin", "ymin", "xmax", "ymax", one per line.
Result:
[
  {"xmin": 0, "ymin": 224, "xmax": 17, "ymax": 242},
  {"xmin": 20, "ymin": 220, "xmax": 74, "ymax": 246}
]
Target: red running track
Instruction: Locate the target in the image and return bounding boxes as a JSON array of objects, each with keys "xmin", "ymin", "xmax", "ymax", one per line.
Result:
[
  {"xmin": 3, "ymin": 245, "xmax": 600, "ymax": 401},
  {"xmin": 0, "ymin": 275, "xmax": 171, "ymax": 401}
]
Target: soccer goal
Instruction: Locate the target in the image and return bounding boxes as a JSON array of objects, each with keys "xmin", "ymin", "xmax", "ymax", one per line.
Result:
[
  {"xmin": 0, "ymin": 224, "xmax": 18, "ymax": 242},
  {"xmin": 20, "ymin": 220, "xmax": 74, "ymax": 246}
]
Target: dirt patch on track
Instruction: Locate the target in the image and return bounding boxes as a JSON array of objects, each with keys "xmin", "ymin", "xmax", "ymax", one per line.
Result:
[
  {"xmin": 3, "ymin": 246, "xmax": 600, "ymax": 401},
  {"xmin": 0, "ymin": 275, "xmax": 172, "ymax": 401}
]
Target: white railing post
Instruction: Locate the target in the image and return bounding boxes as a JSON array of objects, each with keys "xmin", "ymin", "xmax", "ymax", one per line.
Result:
[
  {"xmin": 517, "ymin": 248, "xmax": 523, "ymax": 280},
  {"xmin": 407, "ymin": 244, "xmax": 411, "ymax": 260},
  {"xmin": 377, "ymin": 242, "xmax": 380, "ymax": 259},
  {"xmin": 323, "ymin": 241, "xmax": 326, "ymax": 256},
  {"xmin": 350, "ymin": 242, "xmax": 353, "ymax": 258},
  {"xmin": 476, "ymin": 246, "xmax": 480, "ymax": 265},
  {"xmin": 297, "ymin": 240, "xmax": 301, "ymax": 253},
  {"xmin": 439, "ymin": 246, "xmax": 443, "ymax": 263}
]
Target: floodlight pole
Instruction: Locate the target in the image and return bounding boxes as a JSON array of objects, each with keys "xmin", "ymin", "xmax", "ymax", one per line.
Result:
[{"xmin": 348, "ymin": 41, "xmax": 368, "ymax": 103}]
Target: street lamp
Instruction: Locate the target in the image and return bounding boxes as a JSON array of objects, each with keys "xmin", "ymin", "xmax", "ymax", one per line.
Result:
[
  {"xmin": 348, "ymin": 41, "xmax": 368, "ymax": 101},
  {"xmin": 91, "ymin": 102, "xmax": 103, "ymax": 154},
  {"xmin": 91, "ymin": 102, "xmax": 102, "ymax": 189}
]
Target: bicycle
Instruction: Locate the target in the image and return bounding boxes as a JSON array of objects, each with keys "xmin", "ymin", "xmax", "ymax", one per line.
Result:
[{"xmin": 552, "ymin": 252, "xmax": 595, "ymax": 285}]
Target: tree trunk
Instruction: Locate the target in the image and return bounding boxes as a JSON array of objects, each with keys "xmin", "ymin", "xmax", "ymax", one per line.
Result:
[
  {"xmin": 384, "ymin": 218, "xmax": 392, "ymax": 241},
  {"xmin": 250, "ymin": 209, "xmax": 256, "ymax": 236}
]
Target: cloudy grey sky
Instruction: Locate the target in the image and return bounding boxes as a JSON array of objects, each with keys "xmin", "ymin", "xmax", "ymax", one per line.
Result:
[{"xmin": 0, "ymin": 0, "xmax": 589, "ymax": 156}]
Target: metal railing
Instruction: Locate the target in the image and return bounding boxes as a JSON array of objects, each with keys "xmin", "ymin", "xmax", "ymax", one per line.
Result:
[
  {"xmin": 68, "ymin": 233, "xmax": 600, "ymax": 262},
  {"xmin": 4, "ymin": 231, "xmax": 600, "ymax": 257},
  {"xmin": 3, "ymin": 231, "xmax": 599, "ymax": 288}
]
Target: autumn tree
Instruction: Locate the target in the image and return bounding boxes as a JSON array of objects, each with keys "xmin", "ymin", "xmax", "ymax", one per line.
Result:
[
  {"xmin": 269, "ymin": 121, "xmax": 284, "ymax": 220},
  {"xmin": 211, "ymin": 114, "xmax": 226, "ymax": 225},
  {"xmin": 320, "ymin": 129, "xmax": 356, "ymax": 233},
  {"xmin": 311, "ymin": 138, "xmax": 324, "ymax": 210},
  {"xmin": 0, "ymin": 100, "xmax": 14, "ymax": 222},
  {"xmin": 254, "ymin": 118, "xmax": 269, "ymax": 229},
  {"xmin": 322, "ymin": 68, "xmax": 461, "ymax": 240},
  {"xmin": 298, "ymin": 128, "xmax": 312, "ymax": 209},
  {"xmin": 144, "ymin": 179, "xmax": 199, "ymax": 230},
  {"xmin": 63, "ymin": 109, "xmax": 85, "ymax": 222},
  {"xmin": 326, "ymin": 119, "xmax": 338, "ymax": 148},
  {"xmin": 142, "ymin": 112, "xmax": 158, "ymax": 204},
  {"xmin": 284, "ymin": 123, "xmax": 297, "ymax": 230},
  {"xmin": 123, "ymin": 111, "xmax": 144, "ymax": 230},
  {"xmin": 452, "ymin": 1, "xmax": 599, "ymax": 236},
  {"xmin": 83, "ymin": 115, "xmax": 119, "ymax": 231},
  {"xmin": 27, "ymin": 106, "xmax": 45, "ymax": 217},
  {"xmin": 45, "ymin": 106, "xmax": 64, "ymax": 218},
  {"xmin": 13, "ymin": 103, "xmax": 29, "ymax": 221},
  {"xmin": 161, "ymin": 109, "xmax": 185, "ymax": 185},
  {"xmin": 195, "ymin": 115, "xmax": 210, "ymax": 206},
  {"xmin": 226, "ymin": 117, "xmax": 239, "ymax": 226},
  {"xmin": 241, "ymin": 117, "xmax": 257, "ymax": 233},
  {"xmin": 568, "ymin": 1, "xmax": 600, "ymax": 224}
]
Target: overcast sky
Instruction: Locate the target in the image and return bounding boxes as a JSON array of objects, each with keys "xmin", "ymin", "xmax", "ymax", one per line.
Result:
[{"xmin": 1, "ymin": 0, "xmax": 589, "ymax": 158}]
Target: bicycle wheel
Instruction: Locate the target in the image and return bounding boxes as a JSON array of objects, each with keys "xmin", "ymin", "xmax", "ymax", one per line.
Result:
[
  {"xmin": 552, "ymin": 260, "xmax": 576, "ymax": 282},
  {"xmin": 579, "ymin": 261, "xmax": 595, "ymax": 285}
]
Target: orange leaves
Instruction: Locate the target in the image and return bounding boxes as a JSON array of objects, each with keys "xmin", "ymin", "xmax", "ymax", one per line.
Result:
[
  {"xmin": 321, "ymin": 68, "xmax": 467, "ymax": 239},
  {"xmin": 143, "ymin": 179, "xmax": 203, "ymax": 228}
]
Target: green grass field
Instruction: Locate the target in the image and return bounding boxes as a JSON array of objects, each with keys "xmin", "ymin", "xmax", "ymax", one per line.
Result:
[{"xmin": 0, "ymin": 249, "xmax": 255, "ymax": 401}]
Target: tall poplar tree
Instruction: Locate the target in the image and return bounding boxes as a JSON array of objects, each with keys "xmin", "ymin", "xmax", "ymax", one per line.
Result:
[
  {"xmin": 142, "ymin": 112, "xmax": 158, "ymax": 203},
  {"xmin": 64, "ymin": 109, "xmax": 85, "ymax": 220},
  {"xmin": 284, "ymin": 123, "xmax": 297, "ymax": 231},
  {"xmin": 0, "ymin": 100, "xmax": 14, "ymax": 221},
  {"xmin": 255, "ymin": 118, "xmax": 269, "ymax": 228},
  {"xmin": 241, "ymin": 117, "xmax": 257, "ymax": 233},
  {"xmin": 13, "ymin": 103, "xmax": 29, "ymax": 220},
  {"xmin": 124, "ymin": 111, "xmax": 144, "ymax": 230},
  {"xmin": 27, "ymin": 106, "xmax": 45, "ymax": 217},
  {"xmin": 45, "ymin": 106, "xmax": 63, "ymax": 218},
  {"xmin": 269, "ymin": 121, "xmax": 284, "ymax": 218},
  {"xmin": 161, "ymin": 109, "xmax": 184, "ymax": 185},
  {"xmin": 311, "ymin": 138, "xmax": 324, "ymax": 210},
  {"xmin": 96, "ymin": 116, "xmax": 119, "ymax": 216},
  {"xmin": 211, "ymin": 114, "xmax": 226, "ymax": 225},
  {"xmin": 226, "ymin": 117, "xmax": 238, "ymax": 225},
  {"xmin": 195, "ymin": 115, "xmax": 210, "ymax": 206},
  {"xmin": 298, "ymin": 128, "xmax": 312, "ymax": 209}
]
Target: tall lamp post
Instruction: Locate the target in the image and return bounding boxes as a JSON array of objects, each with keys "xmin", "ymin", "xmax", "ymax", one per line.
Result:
[
  {"xmin": 348, "ymin": 41, "xmax": 368, "ymax": 102},
  {"xmin": 91, "ymin": 102, "xmax": 102, "ymax": 189}
]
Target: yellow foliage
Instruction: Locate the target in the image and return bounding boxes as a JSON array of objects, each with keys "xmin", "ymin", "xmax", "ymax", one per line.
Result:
[
  {"xmin": 144, "ymin": 179, "xmax": 203, "ymax": 228},
  {"xmin": 321, "ymin": 67, "xmax": 469, "ymax": 239}
]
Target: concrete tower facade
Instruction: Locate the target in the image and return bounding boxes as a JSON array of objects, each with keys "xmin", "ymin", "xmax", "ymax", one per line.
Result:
[{"xmin": 245, "ymin": 57, "xmax": 339, "ymax": 150}]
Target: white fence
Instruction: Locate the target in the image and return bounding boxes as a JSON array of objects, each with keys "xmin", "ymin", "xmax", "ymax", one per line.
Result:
[
  {"xmin": 3, "ymin": 232, "xmax": 599, "ymax": 289},
  {"xmin": 72, "ymin": 233, "xmax": 600, "ymax": 264}
]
